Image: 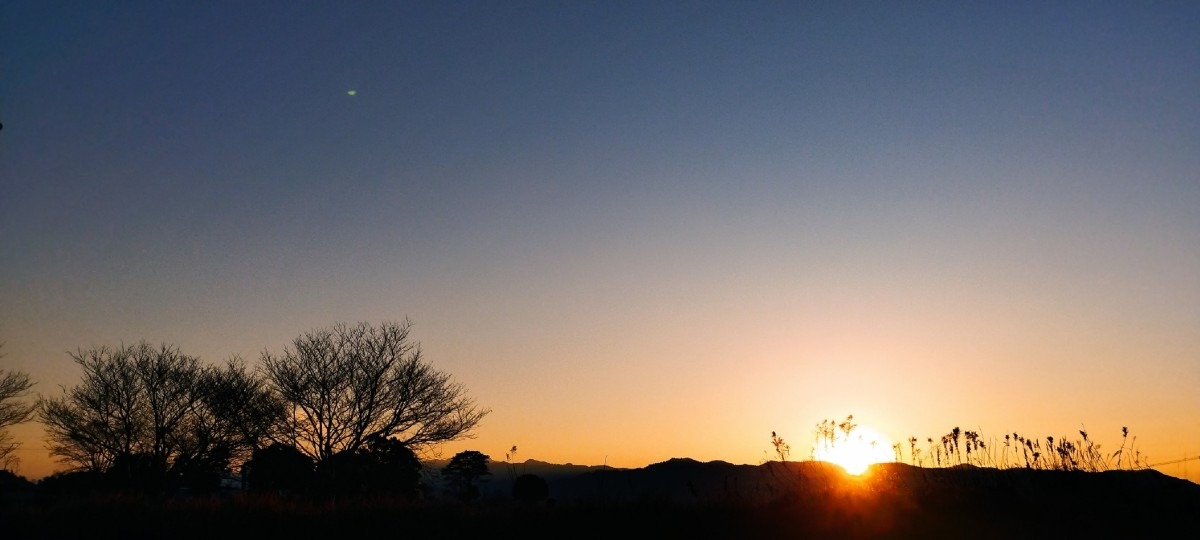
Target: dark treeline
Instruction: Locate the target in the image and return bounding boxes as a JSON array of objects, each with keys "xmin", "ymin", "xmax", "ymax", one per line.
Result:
[
  {"xmin": 3, "ymin": 321, "xmax": 492, "ymax": 500},
  {"xmin": 5, "ymin": 328, "xmax": 1200, "ymax": 539},
  {"xmin": 5, "ymin": 458, "xmax": 1200, "ymax": 540}
]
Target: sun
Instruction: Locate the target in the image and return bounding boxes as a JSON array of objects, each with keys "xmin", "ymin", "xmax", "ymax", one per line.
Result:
[{"xmin": 811, "ymin": 424, "xmax": 894, "ymax": 475}]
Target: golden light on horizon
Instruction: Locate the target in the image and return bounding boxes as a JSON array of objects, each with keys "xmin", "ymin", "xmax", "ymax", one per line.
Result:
[{"xmin": 812, "ymin": 424, "xmax": 895, "ymax": 475}]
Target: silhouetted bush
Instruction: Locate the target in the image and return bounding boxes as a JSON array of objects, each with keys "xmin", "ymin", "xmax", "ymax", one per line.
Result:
[
  {"xmin": 315, "ymin": 435, "xmax": 422, "ymax": 499},
  {"xmin": 170, "ymin": 446, "xmax": 231, "ymax": 495},
  {"xmin": 36, "ymin": 470, "xmax": 105, "ymax": 498},
  {"xmin": 243, "ymin": 443, "xmax": 314, "ymax": 495},
  {"xmin": 511, "ymin": 473, "xmax": 549, "ymax": 502},
  {"xmin": 0, "ymin": 468, "xmax": 35, "ymax": 503},
  {"xmin": 108, "ymin": 452, "xmax": 169, "ymax": 495}
]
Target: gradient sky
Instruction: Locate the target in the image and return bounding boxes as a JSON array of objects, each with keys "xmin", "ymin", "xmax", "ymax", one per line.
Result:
[{"xmin": 2, "ymin": 1, "xmax": 1197, "ymax": 482}]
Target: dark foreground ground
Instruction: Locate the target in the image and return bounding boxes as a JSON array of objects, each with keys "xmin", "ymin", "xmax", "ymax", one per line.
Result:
[{"xmin": 4, "ymin": 461, "xmax": 1198, "ymax": 539}]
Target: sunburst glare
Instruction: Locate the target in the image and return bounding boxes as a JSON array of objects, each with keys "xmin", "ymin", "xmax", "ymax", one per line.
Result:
[{"xmin": 811, "ymin": 418, "xmax": 894, "ymax": 475}]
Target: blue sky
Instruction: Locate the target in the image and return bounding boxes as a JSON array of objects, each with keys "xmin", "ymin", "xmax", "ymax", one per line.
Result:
[{"xmin": 2, "ymin": 1, "xmax": 1198, "ymax": 479}]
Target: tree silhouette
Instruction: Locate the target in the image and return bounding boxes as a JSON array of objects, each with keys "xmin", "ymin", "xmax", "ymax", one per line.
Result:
[
  {"xmin": 39, "ymin": 343, "xmax": 275, "ymax": 485},
  {"xmin": 443, "ymin": 450, "xmax": 490, "ymax": 500},
  {"xmin": 0, "ymin": 344, "xmax": 36, "ymax": 469},
  {"xmin": 261, "ymin": 320, "xmax": 489, "ymax": 463},
  {"xmin": 40, "ymin": 343, "xmax": 195, "ymax": 473},
  {"xmin": 191, "ymin": 358, "xmax": 285, "ymax": 468}
]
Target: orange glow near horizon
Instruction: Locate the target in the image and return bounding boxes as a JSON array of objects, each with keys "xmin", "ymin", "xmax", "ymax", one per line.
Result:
[{"xmin": 811, "ymin": 425, "xmax": 895, "ymax": 475}]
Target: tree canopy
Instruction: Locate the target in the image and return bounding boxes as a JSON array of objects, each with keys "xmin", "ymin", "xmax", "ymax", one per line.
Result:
[
  {"xmin": 261, "ymin": 320, "xmax": 489, "ymax": 462},
  {"xmin": 0, "ymin": 344, "xmax": 37, "ymax": 469},
  {"xmin": 39, "ymin": 343, "xmax": 280, "ymax": 481},
  {"xmin": 443, "ymin": 450, "xmax": 491, "ymax": 500}
]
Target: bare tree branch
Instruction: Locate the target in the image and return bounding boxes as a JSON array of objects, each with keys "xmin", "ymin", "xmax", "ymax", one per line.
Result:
[
  {"xmin": 262, "ymin": 320, "xmax": 489, "ymax": 463},
  {"xmin": 38, "ymin": 342, "xmax": 279, "ymax": 475},
  {"xmin": 0, "ymin": 344, "xmax": 38, "ymax": 468}
]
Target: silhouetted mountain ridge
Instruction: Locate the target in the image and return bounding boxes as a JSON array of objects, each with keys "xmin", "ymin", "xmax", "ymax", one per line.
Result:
[
  {"xmin": 449, "ymin": 456, "xmax": 1200, "ymax": 508},
  {"xmin": 6, "ymin": 458, "xmax": 1199, "ymax": 538}
]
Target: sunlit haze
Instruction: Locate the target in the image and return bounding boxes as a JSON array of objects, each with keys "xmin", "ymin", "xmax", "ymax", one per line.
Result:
[
  {"xmin": 812, "ymin": 425, "xmax": 895, "ymax": 475},
  {"xmin": 1, "ymin": 3, "xmax": 1197, "ymax": 483}
]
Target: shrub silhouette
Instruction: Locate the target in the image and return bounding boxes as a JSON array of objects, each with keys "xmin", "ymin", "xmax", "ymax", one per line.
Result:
[
  {"xmin": 34, "ymin": 470, "xmax": 104, "ymax": 498},
  {"xmin": 315, "ymin": 435, "xmax": 422, "ymax": 499},
  {"xmin": 244, "ymin": 443, "xmax": 314, "ymax": 495},
  {"xmin": 170, "ymin": 446, "xmax": 231, "ymax": 495},
  {"xmin": 511, "ymin": 473, "xmax": 549, "ymax": 503},
  {"xmin": 107, "ymin": 452, "xmax": 168, "ymax": 495}
]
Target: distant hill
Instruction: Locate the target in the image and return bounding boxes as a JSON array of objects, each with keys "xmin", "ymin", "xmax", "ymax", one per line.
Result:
[
  {"xmin": 6, "ymin": 457, "xmax": 1199, "ymax": 538},
  {"xmin": 418, "ymin": 457, "xmax": 1200, "ymax": 536},
  {"xmin": 426, "ymin": 455, "xmax": 1200, "ymax": 506},
  {"xmin": 551, "ymin": 457, "xmax": 832, "ymax": 502},
  {"xmin": 421, "ymin": 458, "xmax": 624, "ymax": 498}
]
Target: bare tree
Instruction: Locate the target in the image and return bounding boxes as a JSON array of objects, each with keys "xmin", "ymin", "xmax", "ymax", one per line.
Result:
[
  {"xmin": 189, "ymin": 357, "xmax": 284, "ymax": 466},
  {"xmin": 41, "ymin": 343, "xmax": 193, "ymax": 471},
  {"xmin": 262, "ymin": 320, "xmax": 489, "ymax": 463},
  {"xmin": 0, "ymin": 344, "xmax": 37, "ymax": 469},
  {"xmin": 39, "ymin": 342, "xmax": 273, "ymax": 478},
  {"xmin": 39, "ymin": 345, "xmax": 141, "ymax": 472},
  {"xmin": 136, "ymin": 343, "xmax": 204, "ymax": 466}
]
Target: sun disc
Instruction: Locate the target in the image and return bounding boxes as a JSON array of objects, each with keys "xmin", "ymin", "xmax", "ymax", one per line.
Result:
[{"xmin": 811, "ymin": 424, "xmax": 894, "ymax": 475}]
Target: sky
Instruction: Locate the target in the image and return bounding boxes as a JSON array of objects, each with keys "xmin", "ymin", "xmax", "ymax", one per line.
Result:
[{"xmin": 1, "ymin": 1, "xmax": 1197, "ymax": 482}]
